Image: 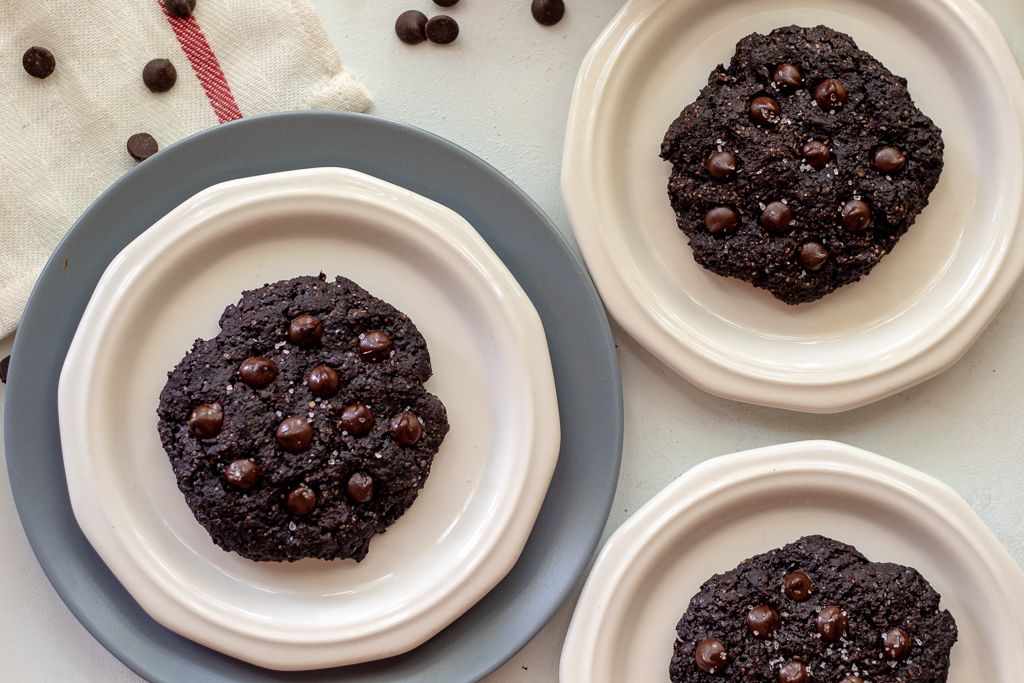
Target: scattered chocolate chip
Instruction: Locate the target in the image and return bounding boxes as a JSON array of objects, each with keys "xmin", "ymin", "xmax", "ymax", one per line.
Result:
[
  {"xmin": 285, "ymin": 485, "xmax": 316, "ymax": 515},
  {"xmin": 778, "ymin": 660, "xmax": 809, "ymax": 683},
  {"xmin": 800, "ymin": 242, "xmax": 828, "ymax": 271},
  {"xmin": 390, "ymin": 412, "xmax": 423, "ymax": 446},
  {"xmin": 783, "ymin": 571, "xmax": 813, "ymax": 600},
  {"xmin": 841, "ymin": 199, "xmax": 872, "ymax": 232},
  {"xmin": 882, "ymin": 627, "xmax": 912, "ymax": 660},
  {"xmin": 395, "ymin": 10, "xmax": 428, "ymax": 44},
  {"xmin": 706, "ymin": 150, "xmax": 737, "ymax": 180},
  {"xmin": 341, "ymin": 404, "xmax": 374, "ymax": 436},
  {"xmin": 531, "ymin": 0, "xmax": 565, "ymax": 26},
  {"xmin": 276, "ymin": 416, "xmax": 313, "ymax": 452},
  {"xmin": 746, "ymin": 605, "xmax": 781, "ymax": 638},
  {"xmin": 840, "ymin": 676, "xmax": 864, "ymax": 683},
  {"xmin": 188, "ymin": 403, "xmax": 223, "ymax": 438},
  {"xmin": 434, "ymin": 0, "xmax": 459, "ymax": 5},
  {"xmin": 238, "ymin": 356, "xmax": 278, "ymax": 388},
  {"xmin": 22, "ymin": 47, "xmax": 55, "ymax": 79},
  {"xmin": 359, "ymin": 330, "xmax": 393, "ymax": 361},
  {"xmin": 873, "ymin": 146, "xmax": 906, "ymax": 175},
  {"xmin": 749, "ymin": 96, "xmax": 781, "ymax": 125},
  {"xmin": 289, "ymin": 315, "xmax": 323, "ymax": 346},
  {"xmin": 801, "ymin": 140, "xmax": 831, "ymax": 170},
  {"xmin": 814, "ymin": 78, "xmax": 847, "ymax": 110},
  {"xmin": 142, "ymin": 58, "xmax": 177, "ymax": 93},
  {"xmin": 772, "ymin": 64, "xmax": 803, "ymax": 92},
  {"xmin": 816, "ymin": 606, "xmax": 848, "ymax": 642},
  {"xmin": 307, "ymin": 365, "xmax": 339, "ymax": 398},
  {"xmin": 425, "ymin": 15, "xmax": 459, "ymax": 44},
  {"xmin": 705, "ymin": 207, "xmax": 740, "ymax": 235},
  {"xmin": 346, "ymin": 472, "xmax": 374, "ymax": 503},
  {"xmin": 694, "ymin": 638, "xmax": 728, "ymax": 675},
  {"xmin": 165, "ymin": 0, "xmax": 196, "ymax": 18},
  {"xmin": 223, "ymin": 459, "xmax": 259, "ymax": 490},
  {"xmin": 127, "ymin": 133, "xmax": 159, "ymax": 161},
  {"xmin": 0, "ymin": 355, "xmax": 9, "ymax": 383},
  {"xmin": 761, "ymin": 201, "xmax": 793, "ymax": 233}
]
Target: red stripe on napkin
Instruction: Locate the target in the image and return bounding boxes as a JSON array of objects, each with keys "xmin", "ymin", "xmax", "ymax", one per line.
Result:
[{"xmin": 159, "ymin": 1, "xmax": 243, "ymax": 124}]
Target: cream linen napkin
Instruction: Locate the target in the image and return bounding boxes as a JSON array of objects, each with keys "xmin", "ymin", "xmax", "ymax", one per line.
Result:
[{"xmin": 0, "ymin": 0, "xmax": 371, "ymax": 338}]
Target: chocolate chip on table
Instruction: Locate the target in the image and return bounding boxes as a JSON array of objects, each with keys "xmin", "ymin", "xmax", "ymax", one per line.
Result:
[
  {"xmin": 783, "ymin": 571, "xmax": 813, "ymax": 600},
  {"xmin": 801, "ymin": 140, "xmax": 830, "ymax": 170},
  {"xmin": 0, "ymin": 355, "xmax": 10, "ymax": 383},
  {"xmin": 164, "ymin": 0, "xmax": 196, "ymax": 18},
  {"xmin": 395, "ymin": 10, "xmax": 428, "ymax": 44},
  {"xmin": 816, "ymin": 605, "xmax": 848, "ymax": 642},
  {"xmin": 306, "ymin": 365, "xmax": 339, "ymax": 398},
  {"xmin": 143, "ymin": 58, "xmax": 177, "ymax": 93},
  {"xmin": 800, "ymin": 242, "xmax": 828, "ymax": 271},
  {"xmin": 434, "ymin": 0, "xmax": 459, "ymax": 6},
  {"xmin": 873, "ymin": 146, "xmax": 907, "ymax": 175},
  {"xmin": 746, "ymin": 605, "xmax": 781, "ymax": 638},
  {"xmin": 841, "ymin": 199, "xmax": 872, "ymax": 232},
  {"xmin": 882, "ymin": 627, "xmax": 912, "ymax": 660},
  {"xmin": 127, "ymin": 133, "xmax": 159, "ymax": 161},
  {"xmin": 289, "ymin": 314, "xmax": 323, "ymax": 346},
  {"xmin": 239, "ymin": 356, "xmax": 278, "ymax": 388},
  {"xmin": 285, "ymin": 485, "xmax": 316, "ymax": 515},
  {"xmin": 693, "ymin": 638, "xmax": 728, "ymax": 675},
  {"xmin": 778, "ymin": 660, "xmax": 809, "ymax": 683},
  {"xmin": 223, "ymin": 459, "xmax": 259, "ymax": 490},
  {"xmin": 706, "ymin": 150, "xmax": 737, "ymax": 180},
  {"xmin": 760, "ymin": 201, "xmax": 793, "ymax": 233},
  {"xmin": 346, "ymin": 472, "xmax": 374, "ymax": 503},
  {"xmin": 188, "ymin": 403, "xmax": 223, "ymax": 438},
  {"xmin": 22, "ymin": 46, "xmax": 55, "ymax": 79},
  {"xmin": 341, "ymin": 403, "xmax": 374, "ymax": 435},
  {"xmin": 705, "ymin": 207, "xmax": 740, "ymax": 235},
  {"xmin": 748, "ymin": 96, "xmax": 781, "ymax": 125},
  {"xmin": 359, "ymin": 329, "xmax": 393, "ymax": 361},
  {"xmin": 425, "ymin": 15, "xmax": 459, "ymax": 44},
  {"xmin": 772, "ymin": 64, "xmax": 803, "ymax": 92},
  {"xmin": 531, "ymin": 0, "xmax": 565, "ymax": 26},
  {"xmin": 390, "ymin": 412, "xmax": 423, "ymax": 446},
  {"xmin": 814, "ymin": 78, "xmax": 848, "ymax": 110},
  {"xmin": 276, "ymin": 416, "xmax": 313, "ymax": 452}
]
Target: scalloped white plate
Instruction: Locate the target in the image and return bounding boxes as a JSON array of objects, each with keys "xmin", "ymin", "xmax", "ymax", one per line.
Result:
[
  {"xmin": 57, "ymin": 168, "xmax": 560, "ymax": 670},
  {"xmin": 560, "ymin": 440, "xmax": 1024, "ymax": 682},
  {"xmin": 562, "ymin": 0, "xmax": 1024, "ymax": 412}
]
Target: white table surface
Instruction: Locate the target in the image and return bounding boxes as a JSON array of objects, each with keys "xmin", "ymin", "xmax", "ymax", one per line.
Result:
[{"xmin": 2, "ymin": 0, "xmax": 1023, "ymax": 680}]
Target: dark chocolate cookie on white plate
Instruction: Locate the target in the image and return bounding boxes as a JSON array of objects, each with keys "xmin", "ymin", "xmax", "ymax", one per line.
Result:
[
  {"xmin": 661, "ymin": 25, "xmax": 944, "ymax": 304},
  {"xmin": 670, "ymin": 535, "xmax": 957, "ymax": 683},
  {"xmin": 157, "ymin": 273, "xmax": 449, "ymax": 563}
]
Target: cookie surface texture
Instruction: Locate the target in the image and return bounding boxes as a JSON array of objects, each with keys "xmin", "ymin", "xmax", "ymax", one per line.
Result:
[
  {"xmin": 157, "ymin": 274, "xmax": 449, "ymax": 562},
  {"xmin": 660, "ymin": 25, "xmax": 944, "ymax": 304},
  {"xmin": 669, "ymin": 535, "xmax": 958, "ymax": 683}
]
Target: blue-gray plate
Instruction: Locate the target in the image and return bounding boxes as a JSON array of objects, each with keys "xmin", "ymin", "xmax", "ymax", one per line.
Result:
[{"xmin": 4, "ymin": 112, "xmax": 622, "ymax": 682}]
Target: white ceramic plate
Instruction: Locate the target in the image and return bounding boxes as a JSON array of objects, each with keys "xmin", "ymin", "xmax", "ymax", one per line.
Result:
[
  {"xmin": 560, "ymin": 440, "xmax": 1024, "ymax": 682},
  {"xmin": 562, "ymin": 0, "xmax": 1024, "ymax": 412},
  {"xmin": 57, "ymin": 168, "xmax": 561, "ymax": 670}
]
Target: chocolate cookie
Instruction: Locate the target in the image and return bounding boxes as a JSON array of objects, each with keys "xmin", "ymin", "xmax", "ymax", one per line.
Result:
[
  {"xmin": 157, "ymin": 274, "xmax": 449, "ymax": 562},
  {"xmin": 670, "ymin": 535, "xmax": 957, "ymax": 682},
  {"xmin": 661, "ymin": 25, "xmax": 944, "ymax": 304}
]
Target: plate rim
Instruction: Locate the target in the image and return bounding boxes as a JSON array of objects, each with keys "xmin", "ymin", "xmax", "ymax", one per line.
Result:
[
  {"xmin": 559, "ymin": 439, "xmax": 1024, "ymax": 682},
  {"xmin": 4, "ymin": 111, "xmax": 623, "ymax": 683},
  {"xmin": 56, "ymin": 167, "xmax": 562, "ymax": 669},
  {"xmin": 561, "ymin": 0, "xmax": 1024, "ymax": 413}
]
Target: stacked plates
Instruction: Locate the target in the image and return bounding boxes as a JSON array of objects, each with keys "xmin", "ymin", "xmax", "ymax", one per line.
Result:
[{"xmin": 57, "ymin": 168, "xmax": 562, "ymax": 669}]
